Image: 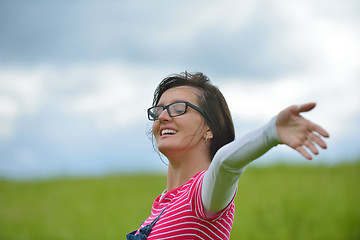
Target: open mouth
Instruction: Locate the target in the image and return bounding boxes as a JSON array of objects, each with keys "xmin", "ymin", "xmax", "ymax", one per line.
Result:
[{"xmin": 161, "ymin": 129, "xmax": 178, "ymax": 136}]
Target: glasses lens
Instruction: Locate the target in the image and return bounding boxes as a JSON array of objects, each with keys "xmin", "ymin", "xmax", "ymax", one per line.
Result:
[
  {"xmin": 169, "ymin": 102, "xmax": 186, "ymax": 117},
  {"xmin": 148, "ymin": 106, "xmax": 163, "ymax": 120}
]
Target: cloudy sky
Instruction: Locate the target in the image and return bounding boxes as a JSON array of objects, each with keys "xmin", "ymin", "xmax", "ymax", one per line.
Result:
[{"xmin": 0, "ymin": 0, "xmax": 359, "ymax": 179}]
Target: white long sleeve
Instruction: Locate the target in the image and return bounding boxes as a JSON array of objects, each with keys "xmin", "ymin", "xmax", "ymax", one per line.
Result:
[{"xmin": 201, "ymin": 116, "xmax": 281, "ymax": 216}]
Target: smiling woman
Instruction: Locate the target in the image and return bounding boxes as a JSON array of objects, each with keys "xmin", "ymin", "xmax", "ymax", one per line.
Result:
[
  {"xmin": 127, "ymin": 71, "xmax": 330, "ymax": 239},
  {"xmin": 151, "ymin": 73, "xmax": 235, "ymax": 159}
]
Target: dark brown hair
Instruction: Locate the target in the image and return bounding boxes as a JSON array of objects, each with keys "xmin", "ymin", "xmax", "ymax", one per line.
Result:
[{"xmin": 152, "ymin": 72, "xmax": 235, "ymax": 159}]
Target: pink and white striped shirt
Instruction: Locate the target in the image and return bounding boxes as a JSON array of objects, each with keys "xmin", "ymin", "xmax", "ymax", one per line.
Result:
[
  {"xmin": 133, "ymin": 116, "xmax": 280, "ymax": 239},
  {"xmin": 140, "ymin": 171, "xmax": 235, "ymax": 240}
]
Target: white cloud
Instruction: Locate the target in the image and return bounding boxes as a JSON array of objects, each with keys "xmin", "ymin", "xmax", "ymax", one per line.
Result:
[
  {"xmin": 216, "ymin": 0, "xmax": 360, "ymax": 142},
  {"xmin": 220, "ymin": 73, "xmax": 360, "ymax": 140},
  {"xmin": 0, "ymin": 63, "xmax": 171, "ymax": 137},
  {"xmin": 0, "ymin": 96, "xmax": 19, "ymax": 137},
  {"xmin": 54, "ymin": 63, "xmax": 166, "ymax": 131},
  {"xmin": 0, "ymin": 68, "xmax": 45, "ymax": 137}
]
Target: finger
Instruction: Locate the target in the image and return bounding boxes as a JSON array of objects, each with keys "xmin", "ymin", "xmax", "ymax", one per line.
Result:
[
  {"xmin": 309, "ymin": 132, "xmax": 327, "ymax": 149},
  {"xmin": 296, "ymin": 146, "xmax": 313, "ymax": 160},
  {"xmin": 309, "ymin": 123, "xmax": 330, "ymax": 138},
  {"xmin": 304, "ymin": 138, "xmax": 319, "ymax": 155},
  {"xmin": 298, "ymin": 102, "xmax": 316, "ymax": 113}
]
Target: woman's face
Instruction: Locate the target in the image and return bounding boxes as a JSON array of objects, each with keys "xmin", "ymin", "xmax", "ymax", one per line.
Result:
[{"xmin": 152, "ymin": 86, "xmax": 209, "ymax": 158}]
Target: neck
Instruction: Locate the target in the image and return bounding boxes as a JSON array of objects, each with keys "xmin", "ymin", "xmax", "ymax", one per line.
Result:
[{"xmin": 166, "ymin": 148, "xmax": 211, "ymax": 192}]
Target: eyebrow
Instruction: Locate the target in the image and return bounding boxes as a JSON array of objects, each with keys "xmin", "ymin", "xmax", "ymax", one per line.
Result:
[{"xmin": 157, "ymin": 99, "xmax": 188, "ymax": 106}]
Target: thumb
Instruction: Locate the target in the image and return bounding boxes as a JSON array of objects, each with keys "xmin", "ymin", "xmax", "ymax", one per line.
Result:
[{"xmin": 298, "ymin": 102, "xmax": 316, "ymax": 114}]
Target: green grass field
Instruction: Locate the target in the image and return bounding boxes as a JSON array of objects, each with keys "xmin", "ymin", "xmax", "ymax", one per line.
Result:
[{"xmin": 0, "ymin": 162, "xmax": 359, "ymax": 240}]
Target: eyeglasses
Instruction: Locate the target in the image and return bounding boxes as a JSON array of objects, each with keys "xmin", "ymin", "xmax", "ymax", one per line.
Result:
[{"xmin": 147, "ymin": 101, "xmax": 206, "ymax": 121}]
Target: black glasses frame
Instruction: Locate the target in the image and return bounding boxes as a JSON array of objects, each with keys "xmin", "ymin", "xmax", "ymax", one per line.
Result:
[{"xmin": 147, "ymin": 101, "xmax": 206, "ymax": 121}]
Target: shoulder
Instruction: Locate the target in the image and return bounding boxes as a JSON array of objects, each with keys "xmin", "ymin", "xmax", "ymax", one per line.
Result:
[{"xmin": 186, "ymin": 171, "xmax": 206, "ymax": 192}]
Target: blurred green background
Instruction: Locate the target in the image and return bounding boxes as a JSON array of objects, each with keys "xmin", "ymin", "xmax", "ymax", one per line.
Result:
[{"xmin": 1, "ymin": 163, "xmax": 359, "ymax": 240}]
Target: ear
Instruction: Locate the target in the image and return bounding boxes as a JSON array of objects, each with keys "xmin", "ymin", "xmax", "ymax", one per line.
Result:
[
  {"xmin": 207, "ymin": 128, "xmax": 213, "ymax": 138},
  {"xmin": 204, "ymin": 127, "xmax": 213, "ymax": 140}
]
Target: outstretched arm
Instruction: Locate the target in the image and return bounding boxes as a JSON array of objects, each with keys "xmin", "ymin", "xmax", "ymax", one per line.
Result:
[{"xmin": 201, "ymin": 103, "xmax": 329, "ymax": 217}]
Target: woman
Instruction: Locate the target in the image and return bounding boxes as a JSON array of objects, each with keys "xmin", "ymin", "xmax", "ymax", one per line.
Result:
[{"xmin": 126, "ymin": 72, "xmax": 329, "ymax": 240}]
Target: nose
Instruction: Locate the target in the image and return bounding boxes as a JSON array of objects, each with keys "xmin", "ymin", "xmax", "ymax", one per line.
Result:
[{"xmin": 158, "ymin": 108, "xmax": 172, "ymax": 121}]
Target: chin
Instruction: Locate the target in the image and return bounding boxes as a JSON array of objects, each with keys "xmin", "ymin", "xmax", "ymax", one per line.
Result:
[
  {"xmin": 157, "ymin": 143, "xmax": 177, "ymax": 156},
  {"xmin": 157, "ymin": 140, "xmax": 185, "ymax": 157}
]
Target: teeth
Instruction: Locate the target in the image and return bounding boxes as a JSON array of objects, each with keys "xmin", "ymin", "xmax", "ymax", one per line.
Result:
[{"xmin": 161, "ymin": 129, "xmax": 177, "ymax": 136}]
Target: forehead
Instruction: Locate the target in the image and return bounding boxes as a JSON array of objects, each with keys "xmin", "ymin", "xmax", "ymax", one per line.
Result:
[{"xmin": 158, "ymin": 86, "xmax": 201, "ymax": 105}]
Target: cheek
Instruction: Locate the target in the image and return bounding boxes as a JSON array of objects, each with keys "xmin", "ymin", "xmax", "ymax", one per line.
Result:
[{"xmin": 183, "ymin": 118, "xmax": 206, "ymax": 138}]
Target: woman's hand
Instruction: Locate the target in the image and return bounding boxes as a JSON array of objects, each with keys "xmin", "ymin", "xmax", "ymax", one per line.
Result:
[{"xmin": 276, "ymin": 103, "xmax": 330, "ymax": 160}]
